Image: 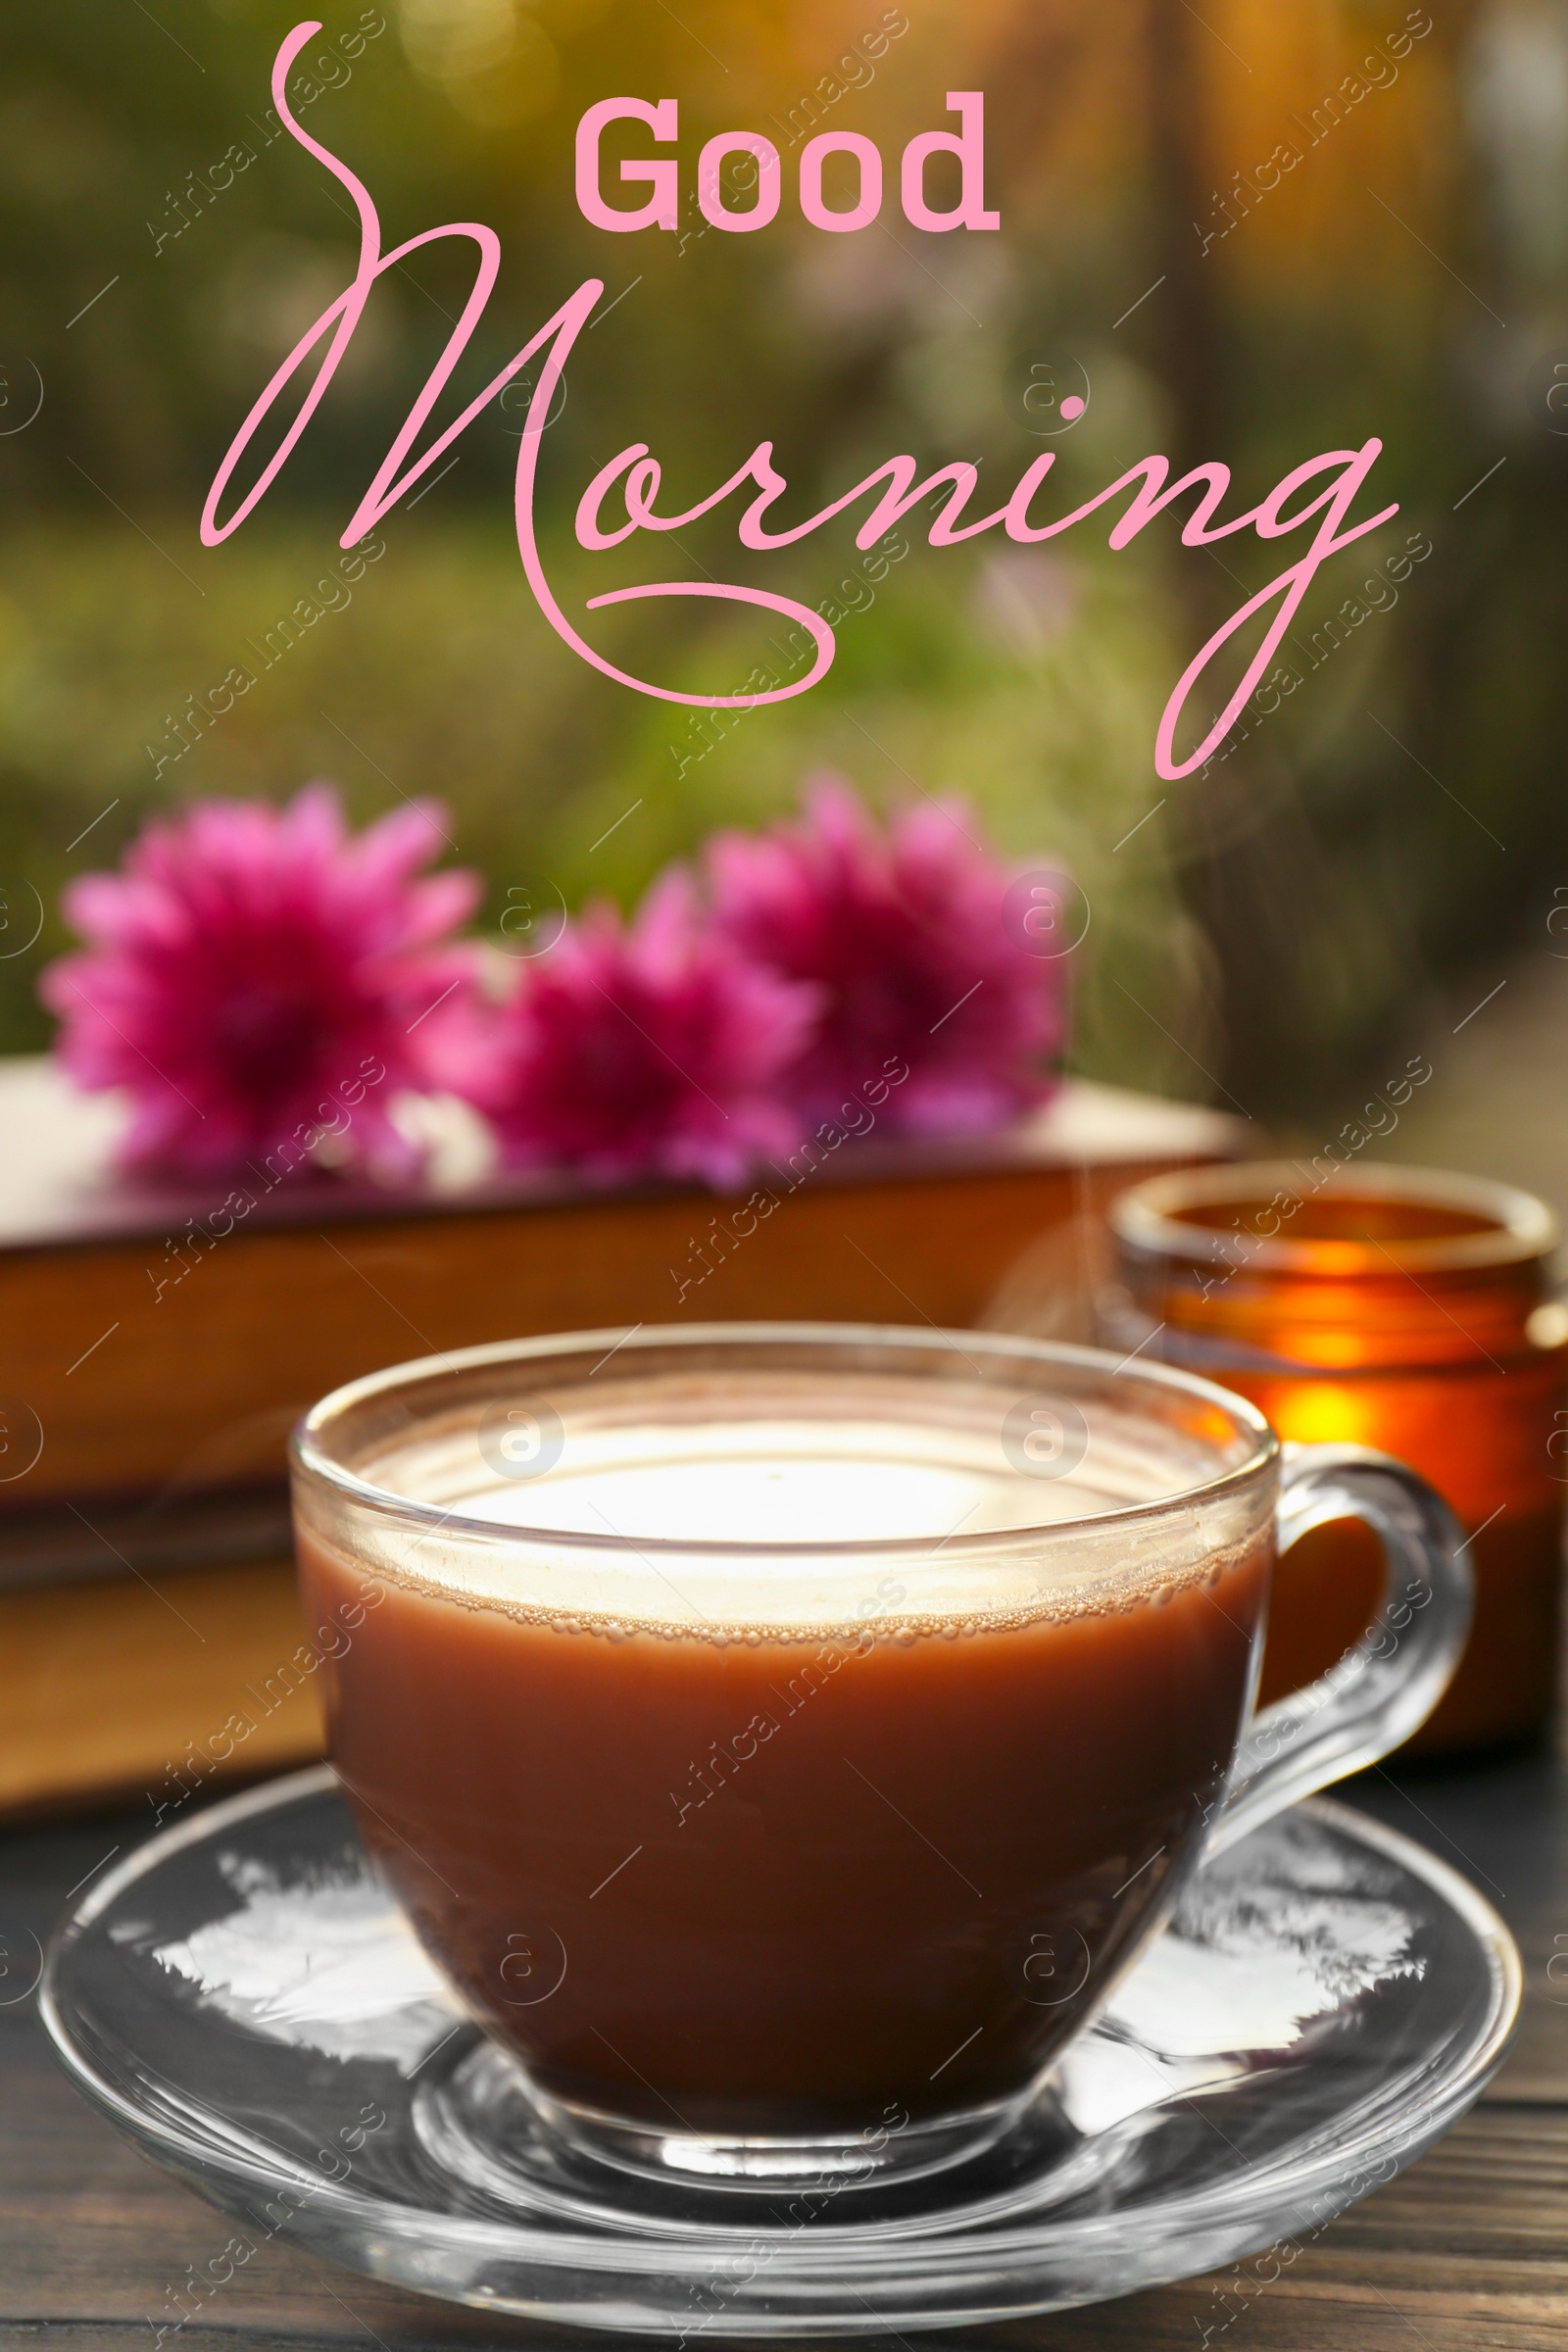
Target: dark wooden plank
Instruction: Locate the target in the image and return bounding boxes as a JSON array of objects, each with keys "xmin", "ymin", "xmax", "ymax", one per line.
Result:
[{"xmin": 1348, "ymin": 1745, "xmax": 1568, "ymax": 2101}]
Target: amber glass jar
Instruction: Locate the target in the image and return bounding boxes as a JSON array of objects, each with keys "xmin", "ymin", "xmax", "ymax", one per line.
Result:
[{"xmin": 1107, "ymin": 1161, "xmax": 1566, "ymax": 1753}]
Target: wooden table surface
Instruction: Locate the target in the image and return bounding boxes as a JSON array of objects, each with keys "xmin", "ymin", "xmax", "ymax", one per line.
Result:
[{"xmin": 3, "ymin": 1747, "xmax": 1567, "ymax": 2352}]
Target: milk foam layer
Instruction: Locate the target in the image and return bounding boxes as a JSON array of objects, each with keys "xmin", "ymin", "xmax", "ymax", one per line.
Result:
[
  {"xmin": 318, "ymin": 1371, "xmax": 1268, "ymax": 1634},
  {"xmin": 451, "ymin": 1422, "xmax": 1124, "ymax": 1543}
]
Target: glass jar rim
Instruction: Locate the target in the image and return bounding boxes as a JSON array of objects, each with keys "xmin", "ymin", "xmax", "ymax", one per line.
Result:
[
  {"xmin": 1111, "ymin": 1160, "xmax": 1558, "ymax": 1280},
  {"xmin": 290, "ymin": 1321, "xmax": 1277, "ymax": 1559}
]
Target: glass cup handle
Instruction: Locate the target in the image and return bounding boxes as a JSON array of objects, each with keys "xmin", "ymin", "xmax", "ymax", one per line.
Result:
[{"xmin": 1204, "ymin": 1442, "xmax": 1473, "ymax": 1856}]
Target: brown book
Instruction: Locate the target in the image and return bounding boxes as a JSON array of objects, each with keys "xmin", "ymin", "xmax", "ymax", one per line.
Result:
[
  {"xmin": 0, "ymin": 1056, "xmax": 1243, "ymax": 1814},
  {"xmin": 1, "ymin": 1557, "xmax": 323, "ymax": 1820}
]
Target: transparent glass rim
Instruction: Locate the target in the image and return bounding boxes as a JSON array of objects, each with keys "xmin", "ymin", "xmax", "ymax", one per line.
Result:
[
  {"xmin": 289, "ymin": 1321, "xmax": 1277, "ymax": 1561},
  {"xmin": 1111, "ymin": 1158, "xmax": 1558, "ymax": 1278}
]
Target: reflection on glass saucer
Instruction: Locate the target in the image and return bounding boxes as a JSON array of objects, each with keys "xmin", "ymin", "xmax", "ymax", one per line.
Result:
[{"xmin": 42, "ymin": 1769, "xmax": 1518, "ymax": 2335}]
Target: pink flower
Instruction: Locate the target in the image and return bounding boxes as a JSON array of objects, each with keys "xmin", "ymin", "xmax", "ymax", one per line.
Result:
[
  {"xmin": 468, "ymin": 870, "xmax": 819, "ymax": 1189},
  {"xmin": 707, "ymin": 775, "xmax": 1068, "ymax": 1136},
  {"xmin": 40, "ymin": 784, "xmax": 481, "ymax": 1177}
]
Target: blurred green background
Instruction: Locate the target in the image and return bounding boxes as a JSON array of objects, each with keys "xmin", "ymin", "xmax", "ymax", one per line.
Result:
[{"xmin": 1, "ymin": 0, "xmax": 1564, "ymax": 1126}]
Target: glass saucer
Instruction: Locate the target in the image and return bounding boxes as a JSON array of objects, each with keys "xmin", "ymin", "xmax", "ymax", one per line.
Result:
[{"xmin": 41, "ymin": 1766, "xmax": 1519, "ymax": 2336}]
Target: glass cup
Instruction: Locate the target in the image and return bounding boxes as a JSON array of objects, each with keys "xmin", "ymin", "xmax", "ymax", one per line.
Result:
[{"xmin": 289, "ymin": 1322, "xmax": 1469, "ymax": 2195}]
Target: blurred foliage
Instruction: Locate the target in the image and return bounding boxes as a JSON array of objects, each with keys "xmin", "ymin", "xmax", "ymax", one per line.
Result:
[{"xmin": 1, "ymin": 0, "xmax": 1566, "ymax": 1113}]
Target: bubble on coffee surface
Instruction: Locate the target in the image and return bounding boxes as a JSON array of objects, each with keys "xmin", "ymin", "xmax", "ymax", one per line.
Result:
[{"xmin": 340, "ymin": 1554, "xmax": 1263, "ymax": 1650}]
